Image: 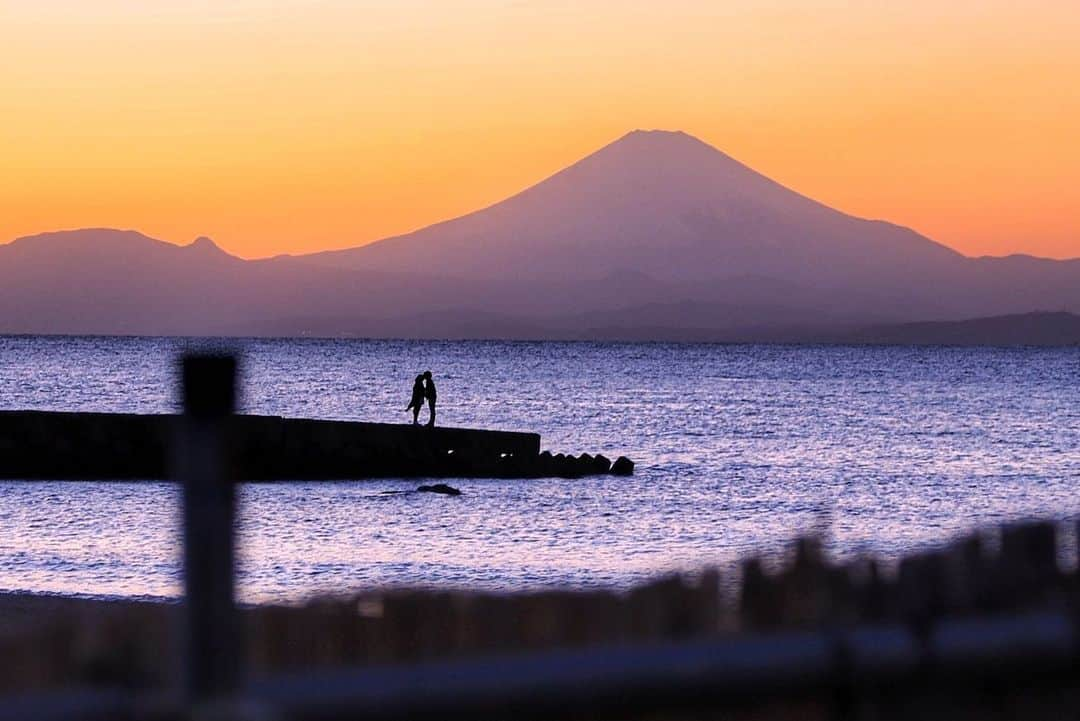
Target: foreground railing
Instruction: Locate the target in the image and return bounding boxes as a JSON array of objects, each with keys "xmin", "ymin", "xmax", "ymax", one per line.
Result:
[
  {"xmin": 0, "ymin": 353, "xmax": 1076, "ymax": 720},
  {"xmin": 2, "ymin": 607, "xmax": 1076, "ymax": 721}
]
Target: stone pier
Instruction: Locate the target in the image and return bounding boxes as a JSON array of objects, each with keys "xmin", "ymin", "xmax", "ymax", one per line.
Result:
[{"xmin": 0, "ymin": 410, "xmax": 631, "ymax": 480}]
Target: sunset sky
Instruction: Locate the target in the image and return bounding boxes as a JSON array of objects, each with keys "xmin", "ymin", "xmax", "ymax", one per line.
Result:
[{"xmin": 3, "ymin": 0, "xmax": 1078, "ymax": 259}]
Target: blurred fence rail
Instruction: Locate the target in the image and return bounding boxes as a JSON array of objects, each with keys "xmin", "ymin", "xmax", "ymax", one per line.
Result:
[{"xmin": 2, "ymin": 597, "xmax": 1078, "ymax": 720}]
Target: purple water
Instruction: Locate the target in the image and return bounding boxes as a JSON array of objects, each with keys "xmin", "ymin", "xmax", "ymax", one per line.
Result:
[{"xmin": 0, "ymin": 336, "xmax": 1078, "ymax": 602}]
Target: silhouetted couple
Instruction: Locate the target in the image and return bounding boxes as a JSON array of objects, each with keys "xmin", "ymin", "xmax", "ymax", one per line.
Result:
[{"xmin": 407, "ymin": 371, "xmax": 437, "ymax": 427}]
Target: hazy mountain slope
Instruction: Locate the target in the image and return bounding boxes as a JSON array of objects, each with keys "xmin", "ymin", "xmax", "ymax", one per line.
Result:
[
  {"xmin": 845, "ymin": 311, "xmax": 1080, "ymax": 346},
  {"xmin": 0, "ymin": 229, "xmax": 475, "ymax": 336},
  {"xmin": 307, "ymin": 130, "xmax": 964, "ymax": 296},
  {"xmin": 0, "ymin": 229, "xmax": 248, "ymax": 334}
]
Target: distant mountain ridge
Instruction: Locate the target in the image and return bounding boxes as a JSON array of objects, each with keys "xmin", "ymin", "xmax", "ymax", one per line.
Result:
[
  {"xmin": 843, "ymin": 311, "xmax": 1080, "ymax": 346},
  {"xmin": 2, "ymin": 130, "xmax": 1079, "ymax": 341}
]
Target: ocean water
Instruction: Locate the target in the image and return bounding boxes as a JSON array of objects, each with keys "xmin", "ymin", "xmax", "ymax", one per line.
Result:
[{"xmin": 0, "ymin": 336, "xmax": 1078, "ymax": 603}]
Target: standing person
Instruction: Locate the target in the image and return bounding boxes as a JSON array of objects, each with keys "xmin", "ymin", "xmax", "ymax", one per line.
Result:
[
  {"xmin": 406, "ymin": 374, "xmax": 425, "ymax": 425},
  {"xmin": 423, "ymin": 371, "xmax": 437, "ymax": 427}
]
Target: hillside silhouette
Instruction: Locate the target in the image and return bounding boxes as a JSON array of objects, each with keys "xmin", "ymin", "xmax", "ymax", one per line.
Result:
[
  {"xmin": 844, "ymin": 311, "xmax": 1080, "ymax": 346},
  {"xmin": 2, "ymin": 131, "xmax": 1079, "ymax": 340}
]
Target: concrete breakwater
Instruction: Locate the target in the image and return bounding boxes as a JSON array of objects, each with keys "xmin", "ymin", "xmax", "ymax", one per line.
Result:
[{"xmin": 0, "ymin": 410, "xmax": 632, "ymax": 480}]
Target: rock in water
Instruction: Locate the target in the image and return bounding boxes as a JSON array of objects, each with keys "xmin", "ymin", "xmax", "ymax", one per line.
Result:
[
  {"xmin": 591, "ymin": 454, "xmax": 612, "ymax": 474},
  {"xmin": 417, "ymin": 483, "xmax": 462, "ymax": 496},
  {"xmin": 611, "ymin": 456, "xmax": 635, "ymax": 476},
  {"xmin": 556, "ymin": 454, "xmax": 583, "ymax": 479}
]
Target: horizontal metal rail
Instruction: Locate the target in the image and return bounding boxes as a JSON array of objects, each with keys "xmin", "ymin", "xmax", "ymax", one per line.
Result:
[
  {"xmin": 247, "ymin": 609, "xmax": 1077, "ymax": 721},
  {"xmin": 2, "ymin": 609, "xmax": 1071, "ymax": 721},
  {"xmin": 0, "ymin": 687, "xmax": 135, "ymax": 721}
]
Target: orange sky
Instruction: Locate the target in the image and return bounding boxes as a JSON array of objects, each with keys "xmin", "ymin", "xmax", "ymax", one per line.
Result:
[{"xmin": 3, "ymin": 0, "xmax": 1078, "ymax": 259}]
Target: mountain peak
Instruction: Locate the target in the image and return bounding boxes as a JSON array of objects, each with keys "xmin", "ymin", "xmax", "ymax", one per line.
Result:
[
  {"xmin": 187, "ymin": 236, "xmax": 225, "ymax": 254},
  {"xmin": 624, "ymin": 128, "xmax": 695, "ymax": 140},
  {"xmin": 11, "ymin": 227, "xmax": 151, "ymax": 244},
  {"xmin": 573, "ymin": 128, "xmax": 743, "ymax": 177},
  {"xmin": 611, "ymin": 128, "xmax": 714, "ymax": 152},
  {"xmin": 6, "ymin": 228, "xmax": 172, "ymax": 254},
  {"xmin": 626, "ymin": 128, "xmax": 688, "ymax": 137}
]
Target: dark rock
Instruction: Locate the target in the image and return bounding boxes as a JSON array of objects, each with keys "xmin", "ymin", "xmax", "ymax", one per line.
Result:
[
  {"xmin": 611, "ymin": 456, "xmax": 635, "ymax": 476},
  {"xmin": 569, "ymin": 458, "xmax": 588, "ymax": 478},
  {"xmin": 553, "ymin": 460, "xmax": 571, "ymax": 478},
  {"xmin": 533, "ymin": 451, "xmax": 556, "ymax": 477},
  {"xmin": 555, "ymin": 454, "xmax": 583, "ymax": 479},
  {"xmin": 417, "ymin": 483, "xmax": 461, "ymax": 496},
  {"xmin": 521, "ymin": 450, "xmax": 620, "ymax": 479}
]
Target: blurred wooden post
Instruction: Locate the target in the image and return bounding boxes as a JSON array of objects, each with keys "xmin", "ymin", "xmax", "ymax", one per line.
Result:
[{"xmin": 176, "ymin": 354, "xmax": 241, "ymax": 703}]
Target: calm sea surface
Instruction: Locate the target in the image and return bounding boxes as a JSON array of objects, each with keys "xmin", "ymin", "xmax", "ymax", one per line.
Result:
[{"xmin": 0, "ymin": 336, "xmax": 1078, "ymax": 602}]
